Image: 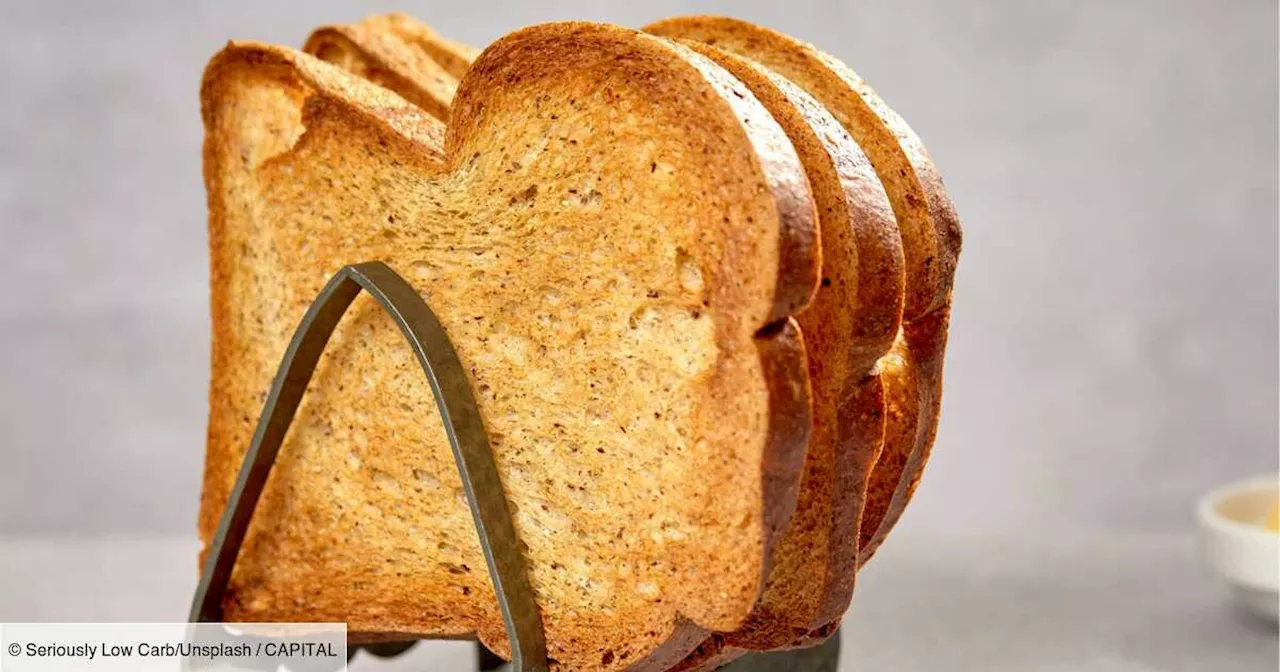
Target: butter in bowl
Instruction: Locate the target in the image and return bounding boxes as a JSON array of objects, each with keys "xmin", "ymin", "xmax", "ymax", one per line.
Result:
[{"xmin": 1197, "ymin": 474, "xmax": 1280, "ymax": 622}]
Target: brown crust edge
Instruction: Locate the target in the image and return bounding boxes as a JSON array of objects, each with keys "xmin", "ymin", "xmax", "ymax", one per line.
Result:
[
  {"xmin": 753, "ymin": 318, "xmax": 814, "ymax": 579},
  {"xmin": 652, "ymin": 317, "xmax": 814, "ymax": 672},
  {"xmin": 655, "ymin": 37, "xmax": 903, "ymax": 651},
  {"xmin": 645, "ymin": 14, "xmax": 963, "ymax": 644},
  {"xmin": 858, "ymin": 303, "xmax": 950, "ymax": 563},
  {"xmin": 302, "ymin": 24, "xmax": 455, "ymax": 120},
  {"xmin": 375, "ymin": 12, "xmax": 482, "ymax": 79}
]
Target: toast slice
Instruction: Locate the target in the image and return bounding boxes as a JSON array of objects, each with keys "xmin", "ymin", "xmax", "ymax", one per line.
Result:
[
  {"xmin": 303, "ymin": 14, "xmax": 473, "ymax": 120},
  {"xmin": 309, "ymin": 16, "xmax": 909, "ymax": 654},
  {"xmin": 647, "ymin": 11, "xmax": 962, "ymax": 619},
  {"xmin": 200, "ymin": 23, "xmax": 821, "ymax": 671},
  {"xmin": 663, "ymin": 40, "xmax": 903, "ymax": 650},
  {"xmin": 328, "ymin": 13, "xmax": 961, "ymax": 661},
  {"xmin": 322, "ymin": 11, "xmax": 932, "ymax": 654}
]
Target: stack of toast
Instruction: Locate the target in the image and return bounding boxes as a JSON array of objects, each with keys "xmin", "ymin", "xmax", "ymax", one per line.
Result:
[{"xmin": 198, "ymin": 13, "xmax": 960, "ymax": 671}]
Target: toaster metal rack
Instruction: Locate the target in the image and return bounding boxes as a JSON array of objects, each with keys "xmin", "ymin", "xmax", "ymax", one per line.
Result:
[{"xmin": 189, "ymin": 261, "xmax": 840, "ymax": 672}]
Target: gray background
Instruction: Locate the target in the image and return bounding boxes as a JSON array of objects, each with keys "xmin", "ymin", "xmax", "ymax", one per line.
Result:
[
  {"xmin": 0, "ymin": 0, "xmax": 1276, "ymax": 669},
  {"xmin": 1, "ymin": 0, "xmax": 1275, "ymax": 536}
]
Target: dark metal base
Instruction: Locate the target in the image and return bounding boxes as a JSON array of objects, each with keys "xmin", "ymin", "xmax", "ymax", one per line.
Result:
[
  {"xmin": 721, "ymin": 631, "xmax": 840, "ymax": 672},
  {"xmin": 352, "ymin": 633, "xmax": 839, "ymax": 671}
]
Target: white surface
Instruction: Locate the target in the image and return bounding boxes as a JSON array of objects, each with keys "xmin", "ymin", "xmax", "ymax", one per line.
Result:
[
  {"xmin": 0, "ymin": 532, "xmax": 1274, "ymax": 671},
  {"xmin": 1197, "ymin": 474, "xmax": 1280, "ymax": 621}
]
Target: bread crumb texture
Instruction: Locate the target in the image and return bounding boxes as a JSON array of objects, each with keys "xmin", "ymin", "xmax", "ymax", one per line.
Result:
[{"xmin": 199, "ymin": 23, "xmax": 818, "ymax": 671}]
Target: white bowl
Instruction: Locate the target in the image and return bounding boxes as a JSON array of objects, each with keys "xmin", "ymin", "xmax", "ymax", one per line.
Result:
[{"xmin": 1197, "ymin": 474, "xmax": 1280, "ymax": 621}]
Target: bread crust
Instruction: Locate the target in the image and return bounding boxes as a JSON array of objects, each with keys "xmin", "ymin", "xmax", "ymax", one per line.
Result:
[
  {"xmin": 304, "ymin": 21, "xmax": 459, "ymax": 120},
  {"xmin": 304, "ymin": 14, "xmax": 480, "ymax": 122},
  {"xmin": 654, "ymin": 38, "xmax": 903, "ymax": 652},
  {"xmin": 200, "ymin": 23, "xmax": 820, "ymax": 671},
  {"xmin": 646, "ymin": 18, "xmax": 959, "ymax": 321},
  {"xmin": 369, "ymin": 12, "xmax": 481, "ymax": 79},
  {"xmin": 646, "ymin": 14, "xmax": 962, "ymax": 655}
]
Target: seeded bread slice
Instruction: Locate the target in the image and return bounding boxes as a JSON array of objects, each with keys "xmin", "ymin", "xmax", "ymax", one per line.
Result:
[
  {"xmin": 199, "ymin": 23, "xmax": 821, "ymax": 671},
  {"xmin": 647, "ymin": 13, "xmax": 962, "ymax": 629},
  {"xmin": 304, "ymin": 14, "xmax": 477, "ymax": 120}
]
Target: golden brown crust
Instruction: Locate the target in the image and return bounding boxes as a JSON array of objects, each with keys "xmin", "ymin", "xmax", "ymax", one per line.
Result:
[
  {"xmin": 646, "ymin": 16, "xmax": 960, "ymax": 321},
  {"xmin": 672, "ymin": 40, "xmax": 822, "ymax": 323},
  {"xmin": 793, "ymin": 50, "xmax": 957, "ymax": 571},
  {"xmin": 369, "ymin": 12, "xmax": 481, "ymax": 79},
  {"xmin": 816, "ymin": 51, "xmax": 962, "ymax": 320},
  {"xmin": 200, "ymin": 23, "xmax": 820, "ymax": 671},
  {"xmin": 861, "ymin": 303, "xmax": 950, "ymax": 561},
  {"xmin": 753, "ymin": 318, "xmax": 813, "ymax": 576},
  {"xmin": 854, "ymin": 335, "xmax": 920, "ymax": 560},
  {"xmin": 303, "ymin": 20, "xmax": 459, "ymax": 120},
  {"xmin": 646, "ymin": 15, "xmax": 962, "ymax": 641},
  {"xmin": 647, "ymin": 37, "xmax": 902, "ymax": 651}
]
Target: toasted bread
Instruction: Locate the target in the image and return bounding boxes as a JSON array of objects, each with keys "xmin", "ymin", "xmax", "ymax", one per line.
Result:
[
  {"xmin": 310, "ymin": 16, "xmax": 910, "ymax": 654},
  {"xmin": 647, "ymin": 13, "xmax": 960, "ymax": 567},
  {"xmin": 304, "ymin": 14, "xmax": 478, "ymax": 121},
  {"xmin": 200, "ymin": 23, "xmax": 822, "ymax": 670},
  {"xmin": 304, "ymin": 17, "xmax": 460, "ymax": 120},
  {"xmin": 646, "ymin": 15, "xmax": 961, "ymax": 657},
  {"xmin": 663, "ymin": 40, "xmax": 903, "ymax": 651},
  {"xmin": 365, "ymin": 12, "xmax": 480, "ymax": 79}
]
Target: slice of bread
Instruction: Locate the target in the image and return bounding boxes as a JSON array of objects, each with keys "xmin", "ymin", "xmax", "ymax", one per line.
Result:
[
  {"xmin": 309, "ymin": 18, "xmax": 909, "ymax": 657},
  {"xmin": 322, "ymin": 14, "xmax": 951, "ymax": 660},
  {"xmin": 200, "ymin": 23, "xmax": 822, "ymax": 671},
  {"xmin": 647, "ymin": 11, "xmax": 962, "ymax": 648},
  {"xmin": 303, "ymin": 15, "xmax": 466, "ymax": 120},
  {"xmin": 662, "ymin": 40, "xmax": 904, "ymax": 650},
  {"xmin": 299, "ymin": 23, "xmax": 855, "ymax": 662}
]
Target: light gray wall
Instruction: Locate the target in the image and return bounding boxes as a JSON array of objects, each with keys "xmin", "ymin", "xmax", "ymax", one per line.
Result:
[{"xmin": 0, "ymin": 0, "xmax": 1275, "ymax": 536}]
